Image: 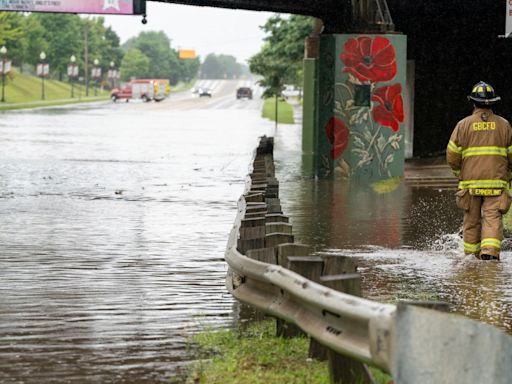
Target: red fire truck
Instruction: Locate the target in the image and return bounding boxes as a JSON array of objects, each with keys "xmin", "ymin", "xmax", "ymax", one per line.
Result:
[{"xmin": 110, "ymin": 79, "xmax": 170, "ymax": 102}]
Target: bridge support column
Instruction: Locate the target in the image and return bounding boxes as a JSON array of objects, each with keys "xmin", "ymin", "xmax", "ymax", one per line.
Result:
[{"xmin": 313, "ymin": 33, "xmax": 407, "ymax": 182}]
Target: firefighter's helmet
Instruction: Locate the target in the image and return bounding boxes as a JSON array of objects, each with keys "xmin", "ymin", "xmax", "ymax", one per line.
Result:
[{"xmin": 468, "ymin": 81, "xmax": 501, "ymax": 105}]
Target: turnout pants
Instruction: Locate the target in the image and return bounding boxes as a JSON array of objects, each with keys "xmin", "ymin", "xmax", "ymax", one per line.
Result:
[{"xmin": 463, "ymin": 194, "xmax": 503, "ymax": 258}]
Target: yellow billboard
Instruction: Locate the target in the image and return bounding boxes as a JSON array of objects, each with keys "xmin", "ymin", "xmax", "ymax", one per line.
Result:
[{"xmin": 179, "ymin": 49, "xmax": 197, "ymax": 59}]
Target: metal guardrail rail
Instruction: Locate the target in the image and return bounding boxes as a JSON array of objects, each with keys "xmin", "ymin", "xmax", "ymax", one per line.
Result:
[{"xmin": 225, "ymin": 136, "xmax": 512, "ymax": 384}]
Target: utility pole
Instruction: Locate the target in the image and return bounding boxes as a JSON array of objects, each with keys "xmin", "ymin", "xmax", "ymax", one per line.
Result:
[{"xmin": 275, "ymin": 94, "xmax": 278, "ymax": 130}]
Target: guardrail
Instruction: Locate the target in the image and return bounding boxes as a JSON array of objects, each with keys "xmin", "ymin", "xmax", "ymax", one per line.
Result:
[{"xmin": 225, "ymin": 136, "xmax": 512, "ymax": 384}]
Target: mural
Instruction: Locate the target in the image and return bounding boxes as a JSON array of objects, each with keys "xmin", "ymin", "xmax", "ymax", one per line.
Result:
[{"xmin": 317, "ymin": 34, "xmax": 407, "ymax": 182}]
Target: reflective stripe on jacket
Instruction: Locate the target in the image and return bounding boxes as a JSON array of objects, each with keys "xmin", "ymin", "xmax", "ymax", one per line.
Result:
[{"xmin": 446, "ymin": 108, "xmax": 512, "ymax": 189}]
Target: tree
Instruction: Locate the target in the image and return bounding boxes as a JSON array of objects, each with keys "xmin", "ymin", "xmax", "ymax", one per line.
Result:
[
  {"xmin": 0, "ymin": 12, "xmax": 22, "ymax": 46},
  {"xmin": 201, "ymin": 54, "xmax": 224, "ymax": 78},
  {"xmin": 249, "ymin": 15, "xmax": 315, "ymax": 91},
  {"xmin": 250, "ymin": 45, "xmax": 288, "ymax": 98},
  {"xmin": 35, "ymin": 13, "xmax": 83, "ymax": 79},
  {"xmin": 177, "ymin": 55, "xmax": 200, "ymax": 83},
  {"xmin": 122, "ymin": 30, "xmax": 199, "ymax": 85},
  {"xmin": 20, "ymin": 15, "xmax": 48, "ymax": 68},
  {"xmin": 102, "ymin": 26, "xmax": 124, "ymax": 72},
  {"xmin": 120, "ymin": 48, "xmax": 149, "ymax": 81},
  {"xmin": 200, "ymin": 53, "xmax": 244, "ymax": 79}
]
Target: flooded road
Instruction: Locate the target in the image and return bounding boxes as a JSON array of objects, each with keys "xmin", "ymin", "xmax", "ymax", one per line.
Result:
[
  {"xmin": 0, "ymin": 80, "xmax": 271, "ymax": 383},
  {"xmin": 273, "ymin": 123, "xmax": 512, "ymax": 334},
  {"xmin": 1, "ymin": 79, "xmax": 511, "ymax": 384}
]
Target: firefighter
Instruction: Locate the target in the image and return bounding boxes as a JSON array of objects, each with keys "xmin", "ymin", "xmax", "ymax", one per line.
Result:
[{"xmin": 446, "ymin": 81, "xmax": 512, "ymax": 260}]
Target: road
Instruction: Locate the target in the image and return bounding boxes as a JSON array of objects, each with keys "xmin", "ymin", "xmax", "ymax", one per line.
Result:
[{"xmin": 0, "ymin": 79, "xmax": 272, "ymax": 383}]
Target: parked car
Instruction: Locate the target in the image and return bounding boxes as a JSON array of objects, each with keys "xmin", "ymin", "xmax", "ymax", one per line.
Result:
[
  {"xmin": 236, "ymin": 87, "xmax": 253, "ymax": 99},
  {"xmin": 198, "ymin": 88, "xmax": 212, "ymax": 97},
  {"xmin": 282, "ymin": 85, "xmax": 300, "ymax": 99}
]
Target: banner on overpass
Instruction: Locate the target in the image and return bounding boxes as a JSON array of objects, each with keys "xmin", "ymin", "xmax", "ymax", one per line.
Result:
[{"xmin": 0, "ymin": 0, "xmax": 145, "ymax": 15}]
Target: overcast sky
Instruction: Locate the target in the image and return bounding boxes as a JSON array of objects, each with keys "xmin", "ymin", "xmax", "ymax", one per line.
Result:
[{"xmin": 102, "ymin": 3, "xmax": 274, "ymax": 64}]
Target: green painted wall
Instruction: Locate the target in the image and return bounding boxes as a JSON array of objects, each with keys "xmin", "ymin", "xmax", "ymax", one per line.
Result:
[
  {"xmin": 316, "ymin": 34, "xmax": 407, "ymax": 182},
  {"xmin": 302, "ymin": 58, "xmax": 317, "ymax": 155},
  {"xmin": 301, "ymin": 58, "xmax": 317, "ymax": 177}
]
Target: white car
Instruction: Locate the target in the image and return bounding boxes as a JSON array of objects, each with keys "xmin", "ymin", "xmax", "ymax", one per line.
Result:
[{"xmin": 282, "ymin": 85, "xmax": 301, "ymax": 99}]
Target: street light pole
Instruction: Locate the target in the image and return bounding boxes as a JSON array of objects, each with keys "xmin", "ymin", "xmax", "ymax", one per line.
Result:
[
  {"xmin": 1, "ymin": 46, "xmax": 7, "ymax": 103},
  {"xmin": 109, "ymin": 61, "xmax": 115, "ymax": 90},
  {"xmin": 69, "ymin": 55, "xmax": 76, "ymax": 98},
  {"xmin": 93, "ymin": 58, "xmax": 99, "ymax": 97},
  {"xmin": 40, "ymin": 51, "xmax": 46, "ymax": 101}
]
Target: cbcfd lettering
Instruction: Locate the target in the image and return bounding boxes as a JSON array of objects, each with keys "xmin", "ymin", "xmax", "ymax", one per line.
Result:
[{"xmin": 472, "ymin": 121, "xmax": 496, "ymax": 131}]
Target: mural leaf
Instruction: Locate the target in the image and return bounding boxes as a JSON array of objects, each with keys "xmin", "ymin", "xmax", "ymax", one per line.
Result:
[
  {"xmin": 354, "ymin": 136, "xmax": 365, "ymax": 148},
  {"xmin": 377, "ymin": 135, "xmax": 387, "ymax": 152}
]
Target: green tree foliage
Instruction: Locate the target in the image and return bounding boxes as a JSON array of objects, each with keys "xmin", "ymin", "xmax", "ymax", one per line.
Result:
[
  {"xmin": 249, "ymin": 15, "xmax": 315, "ymax": 96},
  {"xmin": 83, "ymin": 18, "xmax": 123, "ymax": 82},
  {"xmin": 0, "ymin": 12, "xmax": 22, "ymax": 46},
  {"xmin": 122, "ymin": 31, "xmax": 199, "ymax": 85},
  {"xmin": 0, "ymin": 13, "xmax": 196, "ymax": 85},
  {"xmin": 0, "ymin": 13, "xmax": 122, "ymax": 83},
  {"xmin": 35, "ymin": 13, "xmax": 83, "ymax": 79},
  {"xmin": 0, "ymin": 13, "xmax": 26, "ymax": 71},
  {"xmin": 20, "ymin": 15, "xmax": 48, "ymax": 67},
  {"xmin": 200, "ymin": 53, "xmax": 245, "ymax": 79},
  {"xmin": 177, "ymin": 56, "xmax": 200, "ymax": 83},
  {"xmin": 120, "ymin": 48, "xmax": 150, "ymax": 81},
  {"xmin": 103, "ymin": 26, "xmax": 124, "ymax": 71}
]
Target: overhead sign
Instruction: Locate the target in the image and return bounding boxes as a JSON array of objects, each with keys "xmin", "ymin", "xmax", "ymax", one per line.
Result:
[
  {"xmin": 179, "ymin": 49, "xmax": 197, "ymax": 59},
  {"xmin": 0, "ymin": 0, "xmax": 146, "ymax": 15}
]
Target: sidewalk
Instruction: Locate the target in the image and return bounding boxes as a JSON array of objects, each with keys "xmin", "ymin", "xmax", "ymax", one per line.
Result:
[{"xmin": 405, "ymin": 157, "xmax": 457, "ymax": 189}]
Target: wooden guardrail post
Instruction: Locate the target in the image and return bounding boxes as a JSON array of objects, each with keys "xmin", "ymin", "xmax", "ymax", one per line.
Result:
[
  {"xmin": 244, "ymin": 192, "xmax": 264, "ymax": 203},
  {"xmin": 276, "ymin": 255, "xmax": 323, "ymax": 339},
  {"xmin": 274, "ymin": 244, "xmax": 313, "ymax": 338},
  {"xmin": 237, "ymin": 216, "xmax": 266, "ymax": 254},
  {"xmin": 314, "ymin": 255, "xmax": 374, "ymax": 384},
  {"xmin": 265, "ymin": 233, "xmax": 294, "ymax": 248}
]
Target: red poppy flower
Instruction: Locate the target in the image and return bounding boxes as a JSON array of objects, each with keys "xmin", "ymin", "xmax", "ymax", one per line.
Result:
[
  {"xmin": 340, "ymin": 36, "xmax": 397, "ymax": 83},
  {"xmin": 325, "ymin": 117, "xmax": 350, "ymax": 160},
  {"xmin": 371, "ymin": 84, "xmax": 404, "ymax": 133}
]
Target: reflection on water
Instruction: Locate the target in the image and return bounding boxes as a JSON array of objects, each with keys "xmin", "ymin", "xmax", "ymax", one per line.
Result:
[
  {"xmin": 0, "ymin": 102, "xmax": 271, "ymax": 383},
  {"xmin": 1, "ymin": 100, "xmax": 511, "ymax": 383},
  {"xmin": 274, "ymin": 123, "xmax": 512, "ymax": 334}
]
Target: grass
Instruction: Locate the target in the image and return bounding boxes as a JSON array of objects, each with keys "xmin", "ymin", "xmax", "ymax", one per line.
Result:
[
  {"xmin": 262, "ymin": 97, "xmax": 295, "ymax": 124},
  {"xmin": 181, "ymin": 319, "xmax": 394, "ymax": 384},
  {"xmin": 0, "ymin": 70, "xmax": 109, "ymax": 110}
]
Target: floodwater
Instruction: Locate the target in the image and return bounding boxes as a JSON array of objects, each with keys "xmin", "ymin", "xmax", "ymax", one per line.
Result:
[
  {"xmin": 0, "ymin": 80, "xmax": 271, "ymax": 383},
  {"xmin": 1, "ymin": 79, "xmax": 511, "ymax": 384},
  {"xmin": 274, "ymin": 122, "xmax": 512, "ymax": 334}
]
